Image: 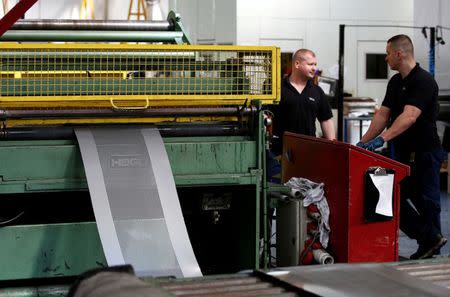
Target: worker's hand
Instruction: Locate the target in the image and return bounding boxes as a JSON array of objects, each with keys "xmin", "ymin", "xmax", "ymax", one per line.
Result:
[
  {"xmin": 363, "ymin": 136, "xmax": 384, "ymax": 151},
  {"xmin": 356, "ymin": 141, "xmax": 365, "ymax": 148}
]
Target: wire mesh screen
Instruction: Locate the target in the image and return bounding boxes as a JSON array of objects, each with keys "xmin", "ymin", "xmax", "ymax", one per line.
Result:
[{"xmin": 0, "ymin": 44, "xmax": 279, "ymax": 106}]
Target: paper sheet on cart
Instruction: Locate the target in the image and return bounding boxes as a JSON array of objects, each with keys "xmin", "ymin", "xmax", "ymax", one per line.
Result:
[
  {"xmin": 75, "ymin": 126, "xmax": 201, "ymax": 278},
  {"xmin": 369, "ymin": 173, "xmax": 394, "ymax": 217}
]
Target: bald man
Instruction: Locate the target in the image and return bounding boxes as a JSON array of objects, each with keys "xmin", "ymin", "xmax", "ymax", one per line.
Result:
[{"xmin": 358, "ymin": 34, "xmax": 446, "ymax": 259}]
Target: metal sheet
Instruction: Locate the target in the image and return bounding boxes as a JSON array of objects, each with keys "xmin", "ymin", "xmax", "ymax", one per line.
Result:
[
  {"xmin": 141, "ymin": 128, "xmax": 202, "ymax": 277},
  {"xmin": 74, "ymin": 129, "xmax": 124, "ymax": 266},
  {"xmin": 75, "ymin": 126, "xmax": 201, "ymax": 278},
  {"xmin": 269, "ymin": 264, "xmax": 450, "ymax": 297}
]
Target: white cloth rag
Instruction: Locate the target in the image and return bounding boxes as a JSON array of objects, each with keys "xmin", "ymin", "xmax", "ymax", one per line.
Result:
[{"xmin": 285, "ymin": 177, "xmax": 330, "ymax": 248}]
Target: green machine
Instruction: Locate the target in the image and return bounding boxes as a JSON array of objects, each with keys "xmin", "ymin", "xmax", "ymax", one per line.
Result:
[{"xmin": 0, "ymin": 14, "xmax": 281, "ymax": 284}]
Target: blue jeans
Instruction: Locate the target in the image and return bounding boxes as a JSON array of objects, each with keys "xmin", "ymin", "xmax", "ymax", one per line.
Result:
[
  {"xmin": 266, "ymin": 150, "xmax": 281, "ymax": 184},
  {"xmin": 398, "ymin": 148, "xmax": 444, "ymax": 245}
]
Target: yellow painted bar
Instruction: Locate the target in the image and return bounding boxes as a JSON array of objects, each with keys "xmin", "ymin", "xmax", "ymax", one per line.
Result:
[
  {"xmin": 5, "ymin": 116, "xmax": 240, "ymax": 127},
  {"xmin": 0, "ymin": 98, "xmax": 270, "ymax": 108},
  {"xmin": 0, "ymin": 43, "xmax": 279, "ymax": 52}
]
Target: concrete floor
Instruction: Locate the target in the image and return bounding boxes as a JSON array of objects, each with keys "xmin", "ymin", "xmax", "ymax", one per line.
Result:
[{"xmin": 399, "ymin": 191, "xmax": 450, "ymax": 259}]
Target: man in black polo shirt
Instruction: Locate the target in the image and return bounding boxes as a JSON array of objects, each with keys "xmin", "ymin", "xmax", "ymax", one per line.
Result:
[
  {"xmin": 358, "ymin": 34, "xmax": 447, "ymax": 259},
  {"xmin": 274, "ymin": 49, "xmax": 335, "ymax": 149},
  {"xmin": 267, "ymin": 49, "xmax": 334, "ymax": 182},
  {"xmin": 267, "ymin": 49, "xmax": 334, "ymax": 181}
]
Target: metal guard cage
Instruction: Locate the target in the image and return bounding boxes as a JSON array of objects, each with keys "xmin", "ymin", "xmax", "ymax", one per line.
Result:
[{"xmin": 0, "ymin": 43, "xmax": 281, "ymax": 109}]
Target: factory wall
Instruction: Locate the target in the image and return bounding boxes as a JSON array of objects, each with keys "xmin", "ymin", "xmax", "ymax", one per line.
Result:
[
  {"xmin": 168, "ymin": 0, "xmax": 236, "ymax": 45},
  {"xmin": 153, "ymin": 0, "xmax": 450, "ymax": 99},
  {"xmin": 12, "ymin": 0, "xmax": 107, "ymax": 19},
  {"xmin": 236, "ymin": 0, "xmax": 414, "ymax": 103}
]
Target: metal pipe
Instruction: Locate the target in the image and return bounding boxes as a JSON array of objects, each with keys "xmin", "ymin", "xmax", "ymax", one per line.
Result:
[
  {"xmin": 312, "ymin": 249, "xmax": 334, "ymax": 265},
  {"xmin": 1, "ymin": 126, "xmax": 76, "ymax": 140},
  {"xmin": 337, "ymin": 24, "xmax": 345, "ymax": 141},
  {"xmin": 0, "ymin": 107, "xmax": 256, "ymax": 119},
  {"xmin": 0, "ymin": 30, "xmax": 183, "ymax": 42},
  {"xmin": 157, "ymin": 125, "xmax": 248, "ymax": 137},
  {"xmin": 1, "ymin": 124, "xmax": 248, "ymax": 140},
  {"xmin": 11, "ymin": 19, "xmax": 174, "ymax": 31},
  {"xmin": 429, "ymin": 27, "xmax": 436, "ymax": 77}
]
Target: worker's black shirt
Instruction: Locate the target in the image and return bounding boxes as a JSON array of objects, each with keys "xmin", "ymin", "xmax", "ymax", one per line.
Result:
[
  {"xmin": 275, "ymin": 78, "xmax": 333, "ymax": 142},
  {"xmin": 382, "ymin": 63, "xmax": 441, "ymax": 157}
]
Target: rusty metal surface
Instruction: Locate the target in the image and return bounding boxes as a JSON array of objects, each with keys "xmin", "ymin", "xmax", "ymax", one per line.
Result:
[
  {"xmin": 394, "ymin": 261, "xmax": 450, "ymax": 289},
  {"xmin": 156, "ymin": 275, "xmax": 303, "ymax": 297},
  {"xmin": 150, "ymin": 261, "xmax": 450, "ymax": 296},
  {"xmin": 269, "ymin": 263, "xmax": 450, "ymax": 297}
]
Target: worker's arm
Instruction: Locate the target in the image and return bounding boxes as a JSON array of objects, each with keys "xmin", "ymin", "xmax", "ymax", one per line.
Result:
[
  {"xmin": 380, "ymin": 104, "xmax": 421, "ymax": 142},
  {"xmin": 360, "ymin": 106, "xmax": 391, "ymax": 143},
  {"xmin": 320, "ymin": 118, "xmax": 336, "ymax": 140}
]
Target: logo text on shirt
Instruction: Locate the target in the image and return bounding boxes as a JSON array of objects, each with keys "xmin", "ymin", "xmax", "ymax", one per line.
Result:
[{"xmin": 308, "ymin": 97, "xmax": 316, "ymax": 102}]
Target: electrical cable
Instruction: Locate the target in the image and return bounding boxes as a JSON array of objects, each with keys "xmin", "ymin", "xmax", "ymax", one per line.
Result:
[
  {"xmin": 436, "ymin": 26, "xmax": 446, "ymax": 45},
  {"xmin": 0, "ymin": 211, "xmax": 25, "ymax": 226},
  {"xmin": 298, "ymin": 232, "xmax": 320, "ymax": 264}
]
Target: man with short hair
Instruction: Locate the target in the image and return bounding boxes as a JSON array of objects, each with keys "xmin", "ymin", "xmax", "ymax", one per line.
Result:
[
  {"xmin": 274, "ymin": 49, "xmax": 335, "ymax": 149},
  {"xmin": 268, "ymin": 49, "xmax": 335, "ymax": 182},
  {"xmin": 358, "ymin": 34, "xmax": 446, "ymax": 259}
]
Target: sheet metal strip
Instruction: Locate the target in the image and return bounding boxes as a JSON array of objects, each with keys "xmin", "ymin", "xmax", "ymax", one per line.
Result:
[
  {"xmin": 142, "ymin": 128, "xmax": 202, "ymax": 278},
  {"xmin": 75, "ymin": 126, "xmax": 201, "ymax": 278},
  {"xmin": 74, "ymin": 128, "xmax": 125, "ymax": 266}
]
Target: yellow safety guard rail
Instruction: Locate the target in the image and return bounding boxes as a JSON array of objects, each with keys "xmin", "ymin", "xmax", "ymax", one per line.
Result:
[{"xmin": 0, "ymin": 43, "xmax": 281, "ymax": 108}]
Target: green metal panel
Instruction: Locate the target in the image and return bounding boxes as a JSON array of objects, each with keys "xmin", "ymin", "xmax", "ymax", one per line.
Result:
[
  {"xmin": 255, "ymin": 101, "xmax": 264, "ymax": 269},
  {"xmin": 1, "ymin": 60, "xmax": 235, "ymax": 72},
  {"xmin": 174, "ymin": 172, "xmax": 261, "ymax": 186},
  {"xmin": 0, "ymin": 174, "xmax": 262, "ymax": 193},
  {"xmin": 0, "ymin": 137, "xmax": 258, "ymax": 192},
  {"xmin": 165, "ymin": 137, "xmax": 257, "ymax": 175},
  {"xmin": 167, "ymin": 10, "xmax": 192, "ymax": 45},
  {"xmin": 0, "ymin": 141, "xmax": 85, "ymax": 181},
  {"xmin": 0, "ymin": 134, "xmax": 264, "ymax": 280},
  {"xmin": 0, "ymin": 78, "xmax": 249, "ymax": 96},
  {"xmin": 0, "ymin": 222, "xmax": 105, "ymax": 280}
]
